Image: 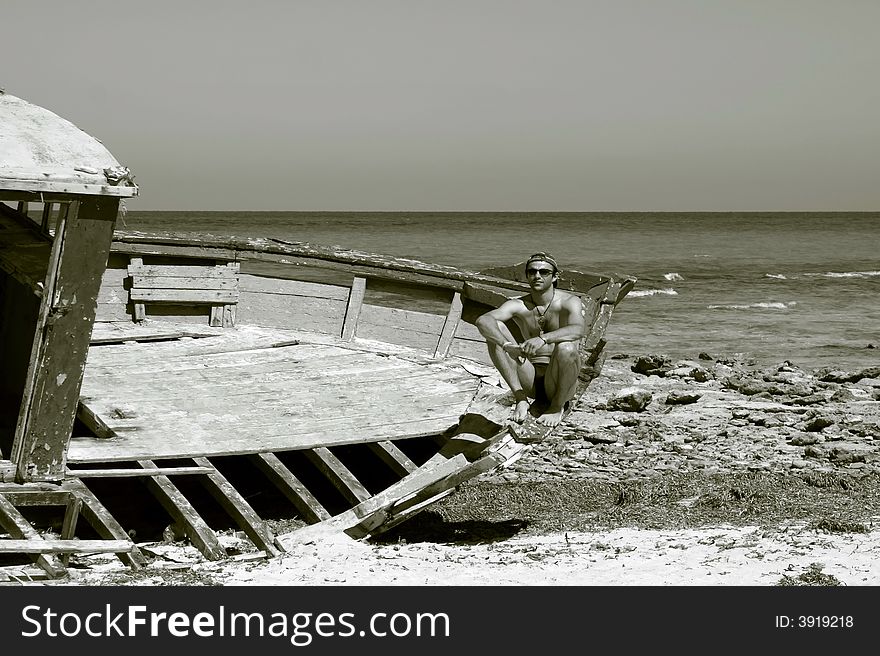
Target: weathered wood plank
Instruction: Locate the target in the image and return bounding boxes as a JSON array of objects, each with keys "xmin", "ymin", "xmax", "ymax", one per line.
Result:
[
  {"xmin": 131, "ymin": 276, "xmax": 239, "ymax": 290},
  {"xmin": 249, "ymin": 453, "xmax": 330, "ymax": 523},
  {"xmin": 434, "ymin": 292, "xmax": 463, "ymax": 359},
  {"xmin": 191, "ymin": 457, "xmax": 280, "ymax": 557},
  {"xmin": 130, "ymin": 256, "xmax": 146, "ymax": 320},
  {"xmin": 341, "ymin": 276, "xmax": 366, "ymax": 341},
  {"xmin": 129, "ymin": 288, "xmax": 239, "ymax": 303},
  {"xmin": 66, "ymin": 466, "xmax": 215, "ymax": 478},
  {"xmin": 58, "ymin": 479, "xmax": 146, "ymax": 568},
  {"xmin": 368, "ymin": 441, "xmax": 418, "ymax": 476},
  {"xmin": 113, "ymin": 242, "xmax": 238, "ymax": 261},
  {"xmin": 0, "ymin": 539, "xmax": 133, "ymax": 554},
  {"xmin": 358, "ymin": 304, "xmax": 446, "ymax": 352},
  {"xmin": 77, "ymin": 401, "xmax": 116, "ymax": 438},
  {"xmin": 0, "ymin": 179, "xmax": 137, "ymax": 197},
  {"xmin": 237, "ymin": 291, "xmax": 346, "ymax": 334},
  {"xmin": 0, "ymin": 490, "xmax": 71, "ymax": 505},
  {"xmin": 12, "ymin": 197, "xmax": 119, "ymax": 482},
  {"xmin": 136, "ymin": 460, "xmax": 226, "ymax": 561},
  {"xmin": 304, "ymin": 447, "xmax": 372, "ymax": 505},
  {"xmin": 127, "ymin": 264, "xmax": 239, "ymax": 278},
  {"xmin": 0, "ymin": 494, "xmax": 65, "ymax": 577},
  {"xmin": 239, "ymin": 275, "xmax": 350, "ymax": 300},
  {"xmin": 59, "ymin": 495, "xmax": 82, "ymax": 565},
  {"xmin": 68, "ymin": 412, "xmax": 466, "ymax": 464}
]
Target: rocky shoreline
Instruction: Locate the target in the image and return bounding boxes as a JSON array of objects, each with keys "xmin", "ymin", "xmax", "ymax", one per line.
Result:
[{"xmin": 487, "ymin": 353, "xmax": 880, "ymax": 484}]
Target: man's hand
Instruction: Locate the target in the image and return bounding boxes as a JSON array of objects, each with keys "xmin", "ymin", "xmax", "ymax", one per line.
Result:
[
  {"xmin": 502, "ymin": 341, "xmax": 526, "ymax": 364},
  {"xmin": 520, "ymin": 336, "xmax": 546, "ymax": 357}
]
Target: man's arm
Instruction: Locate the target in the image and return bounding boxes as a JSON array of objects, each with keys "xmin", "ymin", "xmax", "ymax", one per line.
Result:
[{"xmin": 475, "ymin": 299, "xmax": 522, "ymax": 347}]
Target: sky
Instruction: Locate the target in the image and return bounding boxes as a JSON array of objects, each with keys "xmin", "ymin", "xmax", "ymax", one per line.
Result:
[{"xmin": 3, "ymin": 0, "xmax": 879, "ymax": 211}]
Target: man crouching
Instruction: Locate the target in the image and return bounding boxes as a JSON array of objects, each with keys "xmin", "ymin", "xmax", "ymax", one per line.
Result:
[{"xmin": 475, "ymin": 252, "xmax": 585, "ymax": 427}]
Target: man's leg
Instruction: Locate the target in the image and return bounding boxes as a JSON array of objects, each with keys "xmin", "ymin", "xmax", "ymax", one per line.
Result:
[
  {"xmin": 485, "ymin": 323, "xmax": 535, "ymax": 423},
  {"xmin": 538, "ymin": 341, "xmax": 580, "ymax": 426}
]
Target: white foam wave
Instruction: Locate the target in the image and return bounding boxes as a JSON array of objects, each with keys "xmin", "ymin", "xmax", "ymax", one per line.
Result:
[
  {"xmin": 803, "ymin": 271, "xmax": 880, "ymax": 279},
  {"xmin": 764, "ymin": 273, "xmax": 787, "ymax": 280},
  {"xmin": 663, "ymin": 272, "xmax": 684, "ymax": 281},
  {"xmin": 629, "ymin": 288, "xmax": 679, "ymax": 298},
  {"xmin": 708, "ymin": 301, "xmax": 797, "ymax": 310}
]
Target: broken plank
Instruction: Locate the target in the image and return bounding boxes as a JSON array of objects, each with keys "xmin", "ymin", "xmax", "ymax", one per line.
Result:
[
  {"xmin": 59, "ymin": 479, "xmax": 146, "ymax": 568},
  {"xmin": 60, "ymin": 495, "xmax": 83, "ymax": 565},
  {"xmin": 66, "ymin": 466, "xmax": 216, "ymax": 478},
  {"xmin": 0, "ymin": 539, "xmax": 133, "ymax": 554},
  {"xmin": 341, "ymin": 276, "xmax": 366, "ymax": 341},
  {"xmin": 304, "ymin": 447, "xmax": 372, "ymax": 505},
  {"xmin": 368, "ymin": 441, "xmax": 418, "ymax": 477},
  {"xmin": 0, "ymin": 494, "xmax": 65, "ymax": 577},
  {"xmin": 77, "ymin": 401, "xmax": 116, "ymax": 438},
  {"xmin": 434, "ymin": 291, "xmax": 463, "ymax": 359},
  {"xmin": 191, "ymin": 457, "xmax": 280, "ymax": 557},
  {"xmin": 136, "ymin": 461, "xmax": 226, "ymax": 561},
  {"xmin": 249, "ymin": 453, "xmax": 330, "ymax": 523}
]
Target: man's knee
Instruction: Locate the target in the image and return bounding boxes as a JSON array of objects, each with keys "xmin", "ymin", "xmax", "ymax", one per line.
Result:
[{"xmin": 554, "ymin": 341, "xmax": 579, "ymax": 362}]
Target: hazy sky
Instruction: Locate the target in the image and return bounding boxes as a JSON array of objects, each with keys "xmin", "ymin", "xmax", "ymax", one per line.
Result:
[{"xmin": 4, "ymin": 1, "xmax": 879, "ymax": 211}]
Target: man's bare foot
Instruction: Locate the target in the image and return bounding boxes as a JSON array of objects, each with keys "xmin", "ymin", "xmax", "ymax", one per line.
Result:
[
  {"xmin": 536, "ymin": 407, "xmax": 564, "ymax": 427},
  {"xmin": 512, "ymin": 399, "xmax": 531, "ymax": 423}
]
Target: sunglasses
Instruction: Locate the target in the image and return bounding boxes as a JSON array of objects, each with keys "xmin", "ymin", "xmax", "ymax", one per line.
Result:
[{"xmin": 526, "ymin": 268, "xmax": 555, "ymax": 277}]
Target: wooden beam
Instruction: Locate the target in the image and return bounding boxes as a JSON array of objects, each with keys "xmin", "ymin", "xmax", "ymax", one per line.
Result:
[
  {"xmin": 77, "ymin": 401, "xmax": 117, "ymax": 439},
  {"xmin": 191, "ymin": 457, "xmax": 280, "ymax": 557},
  {"xmin": 130, "ymin": 257, "xmax": 146, "ymax": 321},
  {"xmin": 304, "ymin": 447, "xmax": 371, "ymax": 505},
  {"xmin": 0, "ymin": 539, "xmax": 133, "ymax": 554},
  {"xmin": 66, "ymin": 466, "xmax": 215, "ymax": 478},
  {"xmin": 0, "ymin": 179, "xmax": 138, "ymax": 197},
  {"xmin": 59, "ymin": 495, "xmax": 82, "ymax": 565},
  {"xmin": 12, "ymin": 197, "xmax": 120, "ymax": 481},
  {"xmin": 434, "ymin": 292, "xmax": 463, "ymax": 359},
  {"xmin": 341, "ymin": 276, "xmax": 366, "ymax": 341},
  {"xmin": 0, "ymin": 490, "xmax": 71, "ymax": 506},
  {"xmin": 249, "ymin": 453, "xmax": 330, "ymax": 523},
  {"xmin": 368, "ymin": 441, "xmax": 418, "ymax": 477},
  {"xmin": 136, "ymin": 460, "xmax": 226, "ymax": 561},
  {"xmin": 0, "ymin": 494, "xmax": 65, "ymax": 577},
  {"xmin": 59, "ymin": 479, "xmax": 146, "ymax": 568},
  {"xmin": 129, "ymin": 288, "xmax": 239, "ymax": 303}
]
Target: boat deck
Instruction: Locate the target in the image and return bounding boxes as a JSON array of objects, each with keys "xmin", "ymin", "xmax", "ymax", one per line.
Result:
[{"xmin": 69, "ymin": 322, "xmax": 485, "ymax": 464}]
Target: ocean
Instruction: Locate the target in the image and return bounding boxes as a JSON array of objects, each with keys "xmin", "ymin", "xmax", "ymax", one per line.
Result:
[{"xmin": 118, "ymin": 211, "xmax": 880, "ymax": 372}]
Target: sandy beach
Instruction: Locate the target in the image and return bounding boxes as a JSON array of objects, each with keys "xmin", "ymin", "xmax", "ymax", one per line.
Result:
[{"xmin": 42, "ymin": 351, "xmax": 880, "ymax": 587}]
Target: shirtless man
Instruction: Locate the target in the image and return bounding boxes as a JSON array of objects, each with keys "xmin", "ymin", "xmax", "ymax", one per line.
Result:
[{"xmin": 475, "ymin": 252, "xmax": 585, "ymax": 427}]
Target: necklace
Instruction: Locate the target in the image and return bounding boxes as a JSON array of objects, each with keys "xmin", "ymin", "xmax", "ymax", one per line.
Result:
[{"xmin": 533, "ymin": 289, "xmax": 554, "ymax": 333}]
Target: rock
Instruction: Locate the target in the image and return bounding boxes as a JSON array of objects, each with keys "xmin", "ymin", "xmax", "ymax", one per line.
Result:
[
  {"xmin": 828, "ymin": 448, "xmax": 866, "ymax": 465},
  {"xmin": 790, "ymin": 434, "xmax": 820, "ymax": 446},
  {"xmin": 787, "ymin": 393, "xmax": 828, "ymax": 406},
  {"xmin": 698, "ymin": 352, "xmax": 714, "ymax": 361},
  {"xmin": 583, "ymin": 432, "xmax": 618, "ymax": 444},
  {"xmin": 665, "ymin": 390, "xmax": 702, "ymax": 405},
  {"xmin": 631, "ymin": 355, "xmax": 673, "ymax": 377},
  {"xmin": 607, "ymin": 388, "xmax": 653, "ymax": 412},
  {"xmin": 802, "ymin": 416, "xmax": 836, "ymax": 432},
  {"xmin": 690, "ymin": 367, "xmax": 713, "ymax": 382},
  {"xmin": 803, "ymin": 445, "xmax": 825, "ymax": 458},
  {"xmin": 830, "ymin": 388, "xmax": 857, "ymax": 402},
  {"xmin": 724, "ymin": 376, "xmax": 771, "ymax": 396}
]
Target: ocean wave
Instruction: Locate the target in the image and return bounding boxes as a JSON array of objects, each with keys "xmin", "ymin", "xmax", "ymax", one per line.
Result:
[
  {"xmin": 803, "ymin": 271, "xmax": 880, "ymax": 279},
  {"xmin": 708, "ymin": 301, "xmax": 797, "ymax": 310},
  {"xmin": 629, "ymin": 288, "xmax": 679, "ymax": 298},
  {"xmin": 764, "ymin": 273, "xmax": 787, "ymax": 280},
  {"xmin": 663, "ymin": 272, "xmax": 684, "ymax": 281}
]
